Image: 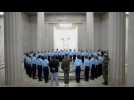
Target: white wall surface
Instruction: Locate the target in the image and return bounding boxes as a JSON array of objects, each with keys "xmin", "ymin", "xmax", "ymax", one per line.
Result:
[
  {"xmin": 0, "ymin": 16, "xmax": 4, "ymax": 65},
  {"xmin": 127, "ymin": 13, "xmax": 134, "ymax": 86},
  {"xmin": 94, "ymin": 13, "xmax": 109, "ymax": 51}
]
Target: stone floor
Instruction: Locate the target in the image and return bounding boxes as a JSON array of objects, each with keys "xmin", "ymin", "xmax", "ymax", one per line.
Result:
[{"xmin": 0, "ymin": 62, "xmax": 110, "ymax": 87}]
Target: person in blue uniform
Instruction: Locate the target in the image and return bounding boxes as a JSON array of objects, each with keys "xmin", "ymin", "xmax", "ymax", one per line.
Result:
[
  {"xmin": 94, "ymin": 56, "xmax": 99, "ymax": 79},
  {"xmin": 74, "ymin": 55, "xmax": 82, "ymax": 83},
  {"xmin": 61, "ymin": 50, "xmax": 65, "ymax": 61},
  {"xmin": 59, "ymin": 50, "xmax": 62, "ymax": 62},
  {"xmin": 31, "ymin": 53, "xmax": 37, "ymax": 79},
  {"xmin": 97, "ymin": 54, "xmax": 104, "ymax": 77},
  {"xmin": 84, "ymin": 56, "xmax": 90, "ymax": 81},
  {"xmin": 69, "ymin": 49, "xmax": 73, "ymax": 61},
  {"xmin": 90, "ymin": 55, "xmax": 97, "ymax": 80},
  {"xmin": 27, "ymin": 54, "xmax": 32, "ymax": 77},
  {"xmin": 36, "ymin": 56, "xmax": 43, "ymax": 81},
  {"xmin": 81, "ymin": 50, "xmax": 85, "ymax": 63},
  {"xmin": 88, "ymin": 51, "xmax": 92, "ymax": 60},
  {"xmin": 48, "ymin": 51, "xmax": 51, "ymax": 62},
  {"xmin": 72, "ymin": 49, "xmax": 77, "ymax": 62},
  {"xmin": 42, "ymin": 56, "xmax": 49, "ymax": 83}
]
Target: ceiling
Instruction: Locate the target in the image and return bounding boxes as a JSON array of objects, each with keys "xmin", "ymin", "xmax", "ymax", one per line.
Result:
[{"xmin": 24, "ymin": 12, "xmax": 87, "ymax": 16}]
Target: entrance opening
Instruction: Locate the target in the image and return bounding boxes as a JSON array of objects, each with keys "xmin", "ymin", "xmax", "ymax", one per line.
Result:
[{"xmin": 54, "ymin": 23, "xmax": 78, "ymax": 50}]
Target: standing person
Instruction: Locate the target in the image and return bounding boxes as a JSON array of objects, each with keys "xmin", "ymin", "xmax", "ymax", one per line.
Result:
[
  {"xmin": 94, "ymin": 56, "xmax": 99, "ymax": 79},
  {"xmin": 102, "ymin": 52, "xmax": 109, "ymax": 85},
  {"xmin": 74, "ymin": 55, "xmax": 82, "ymax": 83},
  {"xmin": 81, "ymin": 50, "xmax": 85, "ymax": 64},
  {"xmin": 90, "ymin": 55, "xmax": 96, "ymax": 80},
  {"xmin": 23, "ymin": 53, "xmax": 27, "ymax": 71},
  {"xmin": 72, "ymin": 49, "xmax": 76, "ymax": 62},
  {"xmin": 31, "ymin": 53, "xmax": 37, "ymax": 79},
  {"xmin": 61, "ymin": 55, "xmax": 71, "ymax": 84},
  {"xmin": 26, "ymin": 54, "xmax": 32, "ymax": 78},
  {"xmin": 84, "ymin": 56, "xmax": 90, "ymax": 81},
  {"xmin": 49, "ymin": 56, "xmax": 60, "ymax": 86},
  {"xmin": 97, "ymin": 54, "xmax": 104, "ymax": 77},
  {"xmin": 69, "ymin": 49, "xmax": 73, "ymax": 62},
  {"xmin": 37, "ymin": 56, "xmax": 43, "ymax": 81},
  {"xmin": 42, "ymin": 56, "xmax": 49, "ymax": 83}
]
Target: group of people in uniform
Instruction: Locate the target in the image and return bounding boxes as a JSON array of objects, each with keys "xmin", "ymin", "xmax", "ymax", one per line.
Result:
[{"xmin": 23, "ymin": 49, "xmax": 109, "ymax": 85}]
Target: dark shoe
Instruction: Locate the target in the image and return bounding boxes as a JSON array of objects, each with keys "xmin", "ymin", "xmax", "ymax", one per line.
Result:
[{"xmin": 102, "ymin": 82, "xmax": 108, "ymax": 85}]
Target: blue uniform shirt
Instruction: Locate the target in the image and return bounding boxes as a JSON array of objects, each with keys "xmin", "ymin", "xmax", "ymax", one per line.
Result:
[
  {"xmin": 77, "ymin": 51, "xmax": 81, "ymax": 56},
  {"xmin": 69, "ymin": 51, "xmax": 73, "ymax": 56},
  {"xmin": 74, "ymin": 58, "xmax": 82, "ymax": 67},
  {"xmin": 31, "ymin": 56, "xmax": 37, "ymax": 65},
  {"xmin": 36, "ymin": 58, "xmax": 43, "ymax": 66},
  {"xmin": 98, "ymin": 56, "xmax": 104, "ymax": 64},
  {"xmin": 90, "ymin": 58, "xmax": 97, "ymax": 68},
  {"xmin": 81, "ymin": 52, "xmax": 85, "ymax": 56},
  {"xmin": 84, "ymin": 58, "xmax": 90, "ymax": 67},
  {"xmin": 42, "ymin": 59, "xmax": 49, "ymax": 67},
  {"xmin": 88, "ymin": 52, "xmax": 91, "ymax": 57},
  {"xmin": 26, "ymin": 56, "xmax": 32, "ymax": 65}
]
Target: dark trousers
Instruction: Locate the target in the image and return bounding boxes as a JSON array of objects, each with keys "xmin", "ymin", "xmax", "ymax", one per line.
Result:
[
  {"xmin": 73, "ymin": 55, "xmax": 76, "ymax": 62},
  {"xmin": 32, "ymin": 64, "xmax": 36, "ymax": 79},
  {"xmin": 91, "ymin": 65, "xmax": 96, "ymax": 80},
  {"xmin": 38, "ymin": 65, "xmax": 42, "ymax": 81},
  {"xmin": 85, "ymin": 66, "xmax": 90, "ymax": 81},
  {"xmin": 27, "ymin": 64, "xmax": 32, "ymax": 77},
  {"xmin": 70, "ymin": 56, "xmax": 72, "ymax": 61},
  {"xmin": 82, "ymin": 56, "xmax": 84, "ymax": 63},
  {"xmin": 43, "ymin": 67, "xmax": 49, "ymax": 83},
  {"xmin": 59, "ymin": 56, "xmax": 63, "ymax": 62},
  {"xmin": 48, "ymin": 56, "xmax": 50, "ymax": 62},
  {"xmin": 62, "ymin": 55, "xmax": 64, "ymax": 61},
  {"xmin": 98, "ymin": 64, "xmax": 102, "ymax": 77},
  {"xmin": 95, "ymin": 65, "xmax": 98, "ymax": 78},
  {"xmin": 75, "ymin": 66, "xmax": 81, "ymax": 83},
  {"xmin": 64, "ymin": 71, "xmax": 69, "ymax": 84}
]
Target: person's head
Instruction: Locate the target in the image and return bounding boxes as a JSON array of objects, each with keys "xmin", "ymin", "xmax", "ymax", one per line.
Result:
[{"xmin": 85, "ymin": 56, "xmax": 88, "ymax": 59}]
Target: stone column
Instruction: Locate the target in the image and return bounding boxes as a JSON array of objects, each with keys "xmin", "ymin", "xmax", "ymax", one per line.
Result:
[
  {"xmin": 127, "ymin": 12, "xmax": 134, "ymax": 86},
  {"xmin": 86, "ymin": 12, "xmax": 94, "ymax": 50},
  {"xmin": 108, "ymin": 12, "xmax": 126, "ymax": 86},
  {"xmin": 4, "ymin": 12, "xmax": 23, "ymax": 85},
  {"xmin": 37, "ymin": 12, "xmax": 47, "ymax": 51}
]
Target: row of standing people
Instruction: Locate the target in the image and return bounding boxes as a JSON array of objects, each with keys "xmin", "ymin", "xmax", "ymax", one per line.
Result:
[{"xmin": 24, "ymin": 49, "xmax": 109, "ymax": 85}]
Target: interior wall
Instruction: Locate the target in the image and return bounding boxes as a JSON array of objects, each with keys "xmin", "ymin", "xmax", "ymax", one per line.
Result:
[
  {"xmin": 94, "ymin": 14, "xmax": 102, "ymax": 50},
  {"xmin": 45, "ymin": 23, "xmax": 54, "ymax": 50},
  {"xmin": 127, "ymin": 13, "xmax": 134, "ymax": 86},
  {"xmin": 22, "ymin": 13, "xmax": 37, "ymax": 53},
  {"xmin": 30, "ymin": 15, "xmax": 37, "ymax": 51},
  {"xmin": 101, "ymin": 13, "xmax": 109, "ymax": 50},
  {"xmin": 0, "ymin": 16, "xmax": 4, "ymax": 65},
  {"xmin": 78, "ymin": 23, "xmax": 87, "ymax": 49},
  {"xmin": 94, "ymin": 13, "xmax": 108, "ymax": 51},
  {"xmin": 45, "ymin": 14, "xmax": 87, "ymax": 50}
]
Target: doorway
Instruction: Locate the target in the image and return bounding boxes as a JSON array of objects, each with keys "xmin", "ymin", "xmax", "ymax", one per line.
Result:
[{"xmin": 54, "ymin": 23, "xmax": 78, "ymax": 50}]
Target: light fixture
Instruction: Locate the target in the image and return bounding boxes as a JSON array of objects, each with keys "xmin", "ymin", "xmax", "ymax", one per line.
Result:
[
  {"xmin": 0, "ymin": 12, "xmax": 4, "ymax": 15},
  {"xmin": 126, "ymin": 12, "xmax": 129, "ymax": 15},
  {"xmin": 59, "ymin": 23, "xmax": 73, "ymax": 28}
]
